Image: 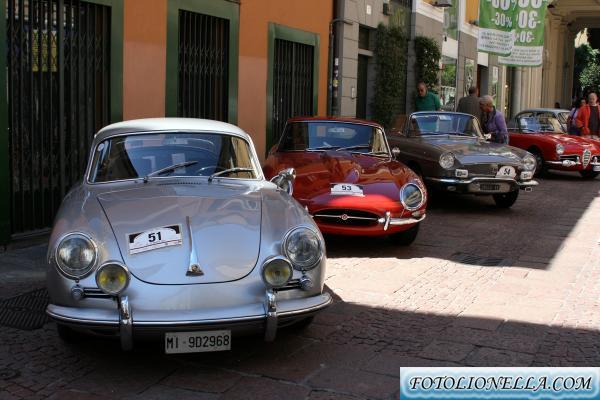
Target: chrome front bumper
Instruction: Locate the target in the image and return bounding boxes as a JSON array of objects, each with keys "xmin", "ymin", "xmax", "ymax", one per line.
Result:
[
  {"xmin": 312, "ymin": 211, "xmax": 425, "ymax": 231},
  {"xmin": 426, "ymin": 177, "xmax": 538, "ymax": 192},
  {"xmin": 47, "ymin": 291, "xmax": 332, "ymax": 350}
]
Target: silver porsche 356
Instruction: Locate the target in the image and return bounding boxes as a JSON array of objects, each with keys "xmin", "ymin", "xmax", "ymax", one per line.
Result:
[{"xmin": 46, "ymin": 118, "xmax": 331, "ymax": 353}]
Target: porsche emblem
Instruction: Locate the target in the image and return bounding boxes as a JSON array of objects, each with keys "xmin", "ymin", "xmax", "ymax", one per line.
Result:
[{"xmin": 186, "ymin": 264, "xmax": 204, "ymax": 276}]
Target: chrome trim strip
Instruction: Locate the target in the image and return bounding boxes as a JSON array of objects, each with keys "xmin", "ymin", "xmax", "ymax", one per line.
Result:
[
  {"xmin": 518, "ymin": 180, "xmax": 539, "ymax": 187},
  {"xmin": 119, "ymin": 296, "xmax": 133, "ymax": 351},
  {"xmin": 313, "ymin": 214, "xmax": 379, "ymax": 221},
  {"xmin": 383, "ymin": 211, "xmax": 391, "ymax": 231},
  {"xmin": 186, "ymin": 216, "xmax": 203, "ymax": 277},
  {"xmin": 264, "ymin": 290, "xmax": 277, "ymax": 342},
  {"xmin": 546, "ymin": 160, "xmax": 581, "ymax": 166},
  {"xmin": 426, "ymin": 177, "xmax": 519, "ymax": 185},
  {"xmin": 389, "ymin": 214, "xmax": 426, "ymax": 226}
]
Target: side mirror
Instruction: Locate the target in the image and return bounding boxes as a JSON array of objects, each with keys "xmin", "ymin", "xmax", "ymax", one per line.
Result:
[
  {"xmin": 391, "ymin": 147, "xmax": 401, "ymax": 157},
  {"xmin": 270, "ymin": 168, "xmax": 296, "ymax": 195}
]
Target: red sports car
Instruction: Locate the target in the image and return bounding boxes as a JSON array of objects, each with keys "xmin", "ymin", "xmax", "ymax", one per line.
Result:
[
  {"xmin": 263, "ymin": 117, "xmax": 427, "ymax": 245},
  {"xmin": 508, "ymin": 114, "xmax": 600, "ymax": 179}
]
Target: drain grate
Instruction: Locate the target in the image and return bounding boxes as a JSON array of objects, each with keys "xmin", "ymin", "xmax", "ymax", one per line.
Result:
[
  {"xmin": 0, "ymin": 288, "xmax": 50, "ymax": 330},
  {"xmin": 451, "ymin": 252, "xmax": 507, "ymax": 267}
]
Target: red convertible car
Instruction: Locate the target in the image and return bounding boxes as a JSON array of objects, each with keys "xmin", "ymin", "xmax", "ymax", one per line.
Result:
[
  {"xmin": 508, "ymin": 115, "xmax": 600, "ymax": 179},
  {"xmin": 263, "ymin": 117, "xmax": 427, "ymax": 245}
]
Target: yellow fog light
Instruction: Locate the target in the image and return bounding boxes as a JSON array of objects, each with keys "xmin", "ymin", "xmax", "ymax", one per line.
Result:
[
  {"xmin": 96, "ymin": 262, "xmax": 130, "ymax": 295},
  {"xmin": 261, "ymin": 256, "xmax": 293, "ymax": 288}
]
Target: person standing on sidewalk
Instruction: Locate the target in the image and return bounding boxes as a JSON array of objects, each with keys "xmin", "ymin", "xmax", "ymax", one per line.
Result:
[
  {"xmin": 415, "ymin": 82, "xmax": 441, "ymax": 112},
  {"xmin": 457, "ymin": 86, "xmax": 482, "ymax": 121},
  {"xmin": 576, "ymin": 92, "xmax": 600, "ymax": 139},
  {"xmin": 479, "ymin": 95, "xmax": 509, "ymax": 144}
]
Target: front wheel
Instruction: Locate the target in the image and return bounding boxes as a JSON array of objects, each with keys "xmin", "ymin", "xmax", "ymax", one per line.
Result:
[
  {"xmin": 493, "ymin": 190, "xmax": 519, "ymax": 208},
  {"xmin": 579, "ymin": 170, "xmax": 599, "ymax": 180},
  {"xmin": 389, "ymin": 223, "xmax": 419, "ymax": 246},
  {"xmin": 530, "ymin": 149, "xmax": 546, "ymax": 177}
]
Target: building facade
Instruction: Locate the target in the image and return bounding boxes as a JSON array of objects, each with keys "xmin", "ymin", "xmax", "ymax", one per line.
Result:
[{"xmin": 0, "ymin": 0, "xmax": 333, "ymax": 242}]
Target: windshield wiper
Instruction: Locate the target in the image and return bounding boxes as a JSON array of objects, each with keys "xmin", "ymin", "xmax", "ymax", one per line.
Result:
[
  {"xmin": 307, "ymin": 145, "xmax": 341, "ymax": 150},
  {"xmin": 143, "ymin": 161, "xmax": 198, "ymax": 183},
  {"xmin": 336, "ymin": 144, "xmax": 371, "ymax": 151},
  {"xmin": 208, "ymin": 167, "xmax": 254, "ymax": 183}
]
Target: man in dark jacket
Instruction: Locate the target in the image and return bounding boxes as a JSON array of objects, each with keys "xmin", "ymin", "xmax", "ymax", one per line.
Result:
[{"xmin": 457, "ymin": 86, "xmax": 482, "ymax": 121}]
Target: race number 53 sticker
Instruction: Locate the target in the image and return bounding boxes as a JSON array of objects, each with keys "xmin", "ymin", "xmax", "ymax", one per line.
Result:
[
  {"xmin": 330, "ymin": 183, "xmax": 364, "ymax": 196},
  {"xmin": 128, "ymin": 225, "xmax": 182, "ymax": 254}
]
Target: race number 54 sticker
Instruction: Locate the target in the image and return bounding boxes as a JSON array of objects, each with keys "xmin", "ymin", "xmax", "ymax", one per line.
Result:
[{"xmin": 128, "ymin": 225, "xmax": 182, "ymax": 254}]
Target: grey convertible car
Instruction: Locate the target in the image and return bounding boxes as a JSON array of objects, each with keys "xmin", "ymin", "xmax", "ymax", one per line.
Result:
[
  {"xmin": 387, "ymin": 112, "xmax": 538, "ymax": 208},
  {"xmin": 46, "ymin": 118, "xmax": 331, "ymax": 352}
]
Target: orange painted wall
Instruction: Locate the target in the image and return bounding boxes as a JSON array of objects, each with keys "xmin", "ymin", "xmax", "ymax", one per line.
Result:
[
  {"xmin": 123, "ymin": 0, "xmax": 167, "ymax": 119},
  {"xmin": 238, "ymin": 0, "xmax": 333, "ymax": 159},
  {"xmin": 466, "ymin": 0, "xmax": 479, "ymax": 24}
]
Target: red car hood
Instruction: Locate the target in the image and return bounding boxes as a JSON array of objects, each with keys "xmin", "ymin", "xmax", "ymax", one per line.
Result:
[
  {"xmin": 535, "ymin": 133, "xmax": 598, "ymax": 150},
  {"xmin": 264, "ymin": 151, "xmax": 420, "ymax": 205}
]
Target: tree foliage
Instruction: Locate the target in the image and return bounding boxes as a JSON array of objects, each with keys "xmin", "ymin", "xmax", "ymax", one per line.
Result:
[
  {"xmin": 414, "ymin": 36, "xmax": 441, "ymax": 90},
  {"xmin": 574, "ymin": 44, "xmax": 600, "ymax": 94},
  {"xmin": 371, "ymin": 23, "xmax": 407, "ymax": 129}
]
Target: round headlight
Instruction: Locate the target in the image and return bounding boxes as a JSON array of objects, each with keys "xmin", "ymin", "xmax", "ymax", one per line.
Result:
[
  {"xmin": 523, "ymin": 154, "xmax": 537, "ymax": 171},
  {"xmin": 261, "ymin": 256, "xmax": 293, "ymax": 288},
  {"xmin": 556, "ymin": 143, "xmax": 564, "ymax": 155},
  {"xmin": 56, "ymin": 233, "xmax": 98, "ymax": 279},
  {"xmin": 400, "ymin": 183, "xmax": 425, "ymax": 210},
  {"xmin": 96, "ymin": 263, "xmax": 130, "ymax": 295},
  {"xmin": 439, "ymin": 152, "xmax": 455, "ymax": 169},
  {"xmin": 282, "ymin": 226, "xmax": 323, "ymax": 270}
]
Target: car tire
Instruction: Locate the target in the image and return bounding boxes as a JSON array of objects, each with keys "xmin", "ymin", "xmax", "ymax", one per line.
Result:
[
  {"xmin": 56, "ymin": 324, "xmax": 82, "ymax": 343},
  {"xmin": 530, "ymin": 149, "xmax": 546, "ymax": 177},
  {"xmin": 389, "ymin": 223, "xmax": 419, "ymax": 246},
  {"xmin": 579, "ymin": 170, "xmax": 599, "ymax": 180},
  {"xmin": 492, "ymin": 190, "xmax": 519, "ymax": 208}
]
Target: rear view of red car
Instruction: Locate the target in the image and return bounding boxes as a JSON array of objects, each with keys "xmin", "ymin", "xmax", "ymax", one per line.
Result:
[{"xmin": 263, "ymin": 118, "xmax": 427, "ymax": 245}]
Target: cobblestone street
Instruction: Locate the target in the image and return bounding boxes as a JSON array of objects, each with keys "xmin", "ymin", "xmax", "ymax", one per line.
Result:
[{"xmin": 1, "ymin": 172, "xmax": 600, "ymax": 400}]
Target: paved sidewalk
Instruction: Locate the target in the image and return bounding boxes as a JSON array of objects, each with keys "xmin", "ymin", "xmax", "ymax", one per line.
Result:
[{"xmin": 1, "ymin": 172, "xmax": 599, "ymax": 399}]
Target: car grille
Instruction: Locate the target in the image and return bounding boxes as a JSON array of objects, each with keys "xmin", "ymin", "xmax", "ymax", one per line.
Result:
[
  {"xmin": 313, "ymin": 209, "xmax": 380, "ymax": 227},
  {"xmin": 465, "ymin": 164, "xmax": 519, "ymax": 177},
  {"xmin": 583, "ymin": 150, "xmax": 591, "ymax": 168}
]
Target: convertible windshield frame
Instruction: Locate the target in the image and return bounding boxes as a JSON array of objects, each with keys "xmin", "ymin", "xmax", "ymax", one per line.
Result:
[
  {"xmin": 277, "ymin": 120, "xmax": 391, "ymax": 156},
  {"xmin": 85, "ymin": 130, "xmax": 263, "ymax": 185},
  {"xmin": 407, "ymin": 113, "xmax": 485, "ymax": 139}
]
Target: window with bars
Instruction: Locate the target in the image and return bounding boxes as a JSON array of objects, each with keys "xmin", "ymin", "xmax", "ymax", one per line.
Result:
[
  {"xmin": 6, "ymin": 0, "xmax": 111, "ymax": 236},
  {"xmin": 271, "ymin": 38, "xmax": 314, "ymax": 147},
  {"xmin": 178, "ymin": 10, "xmax": 229, "ymax": 121}
]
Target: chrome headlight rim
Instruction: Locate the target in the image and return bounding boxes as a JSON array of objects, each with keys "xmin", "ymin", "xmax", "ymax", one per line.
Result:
[
  {"xmin": 260, "ymin": 255, "xmax": 293, "ymax": 289},
  {"xmin": 95, "ymin": 261, "xmax": 131, "ymax": 296},
  {"xmin": 556, "ymin": 143, "xmax": 565, "ymax": 155},
  {"xmin": 400, "ymin": 182, "xmax": 426, "ymax": 211},
  {"xmin": 439, "ymin": 152, "xmax": 455, "ymax": 169},
  {"xmin": 522, "ymin": 154, "xmax": 537, "ymax": 171},
  {"xmin": 281, "ymin": 225, "xmax": 324, "ymax": 271},
  {"xmin": 54, "ymin": 232, "xmax": 98, "ymax": 280}
]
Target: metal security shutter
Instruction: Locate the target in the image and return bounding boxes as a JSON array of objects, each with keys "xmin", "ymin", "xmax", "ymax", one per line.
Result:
[
  {"xmin": 178, "ymin": 10, "xmax": 229, "ymax": 121},
  {"xmin": 271, "ymin": 38, "xmax": 314, "ymax": 145},
  {"xmin": 6, "ymin": 0, "xmax": 111, "ymax": 236}
]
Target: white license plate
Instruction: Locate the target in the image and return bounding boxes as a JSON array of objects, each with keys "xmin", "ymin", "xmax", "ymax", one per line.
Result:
[
  {"xmin": 495, "ymin": 166, "xmax": 516, "ymax": 178},
  {"xmin": 165, "ymin": 330, "xmax": 231, "ymax": 354},
  {"xmin": 594, "ymin": 166, "xmax": 600, "ymax": 171},
  {"xmin": 331, "ymin": 183, "xmax": 364, "ymax": 196}
]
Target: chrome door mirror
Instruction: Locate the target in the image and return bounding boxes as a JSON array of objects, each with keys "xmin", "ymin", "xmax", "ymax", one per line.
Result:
[
  {"xmin": 391, "ymin": 147, "xmax": 401, "ymax": 157},
  {"xmin": 270, "ymin": 168, "xmax": 296, "ymax": 195}
]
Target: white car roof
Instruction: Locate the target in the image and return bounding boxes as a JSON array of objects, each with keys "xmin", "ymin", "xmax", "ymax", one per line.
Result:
[{"xmin": 95, "ymin": 118, "xmax": 250, "ymax": 142}]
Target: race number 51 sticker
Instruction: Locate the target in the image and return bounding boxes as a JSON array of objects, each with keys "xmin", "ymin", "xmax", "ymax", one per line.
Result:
[{"xmin": 128, "ymin": 225, "xmax": 182, "ymax": 255}]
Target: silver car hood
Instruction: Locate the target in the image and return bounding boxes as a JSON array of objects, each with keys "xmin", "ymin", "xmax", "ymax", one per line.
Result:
[
  {"xmin": 97, "ymin": 183, "xmax": 261, "ymax": 285},
  {"xmin": 422, "ymin": 137, "xmax": 526, "ymax": 165}
]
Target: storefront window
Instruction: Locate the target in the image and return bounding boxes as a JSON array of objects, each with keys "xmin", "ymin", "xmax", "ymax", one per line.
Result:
[{"xmin": 441, "ymin": 56, "xmax": 457, "ymax": 111}]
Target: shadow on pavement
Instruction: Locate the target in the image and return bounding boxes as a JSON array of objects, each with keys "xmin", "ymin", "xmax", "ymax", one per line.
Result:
[{"xmin": 1, "ymin": 289, "xmax": 599, "ymax": 400}]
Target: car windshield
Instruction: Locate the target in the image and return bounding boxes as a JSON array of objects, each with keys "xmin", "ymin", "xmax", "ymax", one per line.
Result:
[
  {"xmin": 278, "ymin": 121, "xmax": 389, "ymax": 154},
  {"xmin": 517, "ymin": 116, "xmax": 564, "ymax": 134},
  {"xmin": 89, "ymin": 132, "xmax": 258, "ymax": 183},
  {"xmin": 557, "ymin": 112, "xmax": 569, "ymax": 125},
  {"xmin": 408, "ymin": 113, "xmax": 483, "ymax": 137}
]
